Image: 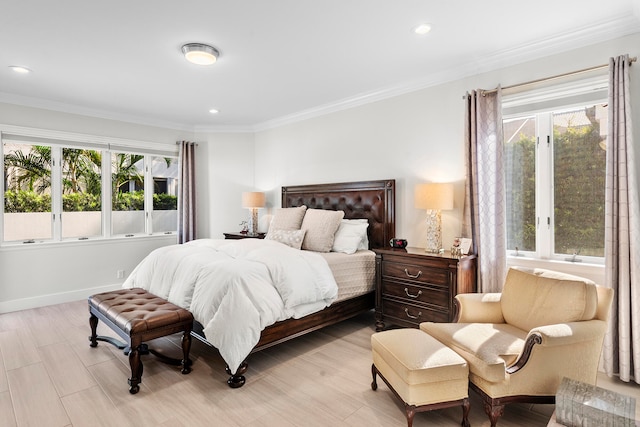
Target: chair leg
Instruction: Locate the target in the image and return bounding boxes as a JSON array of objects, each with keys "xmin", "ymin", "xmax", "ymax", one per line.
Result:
[{"xmin": 483, "ymin": 400, "xmax": 504, "ymax": 427}]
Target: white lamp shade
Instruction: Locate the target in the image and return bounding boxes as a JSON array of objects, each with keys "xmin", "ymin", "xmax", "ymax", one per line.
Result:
[
  {"xmin": 415, "ymin": 183, "xmax": 454, "ymax": 210},
  {"xmin": 242, "ymin": 192, "xmax": 266, "ymax": 208}
]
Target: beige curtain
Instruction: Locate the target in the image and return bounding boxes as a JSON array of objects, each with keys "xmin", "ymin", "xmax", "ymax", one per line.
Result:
[
  {"xmin": 462, "ymin": 88, "xmax": 507, "ymax": 292},
  {"xmin": 603, "ymin": 54, "xmax": 640, "ymax": 384},
  {"xmin": 178, "ymin": 141, "xmax": 197, "ymax": 244}
]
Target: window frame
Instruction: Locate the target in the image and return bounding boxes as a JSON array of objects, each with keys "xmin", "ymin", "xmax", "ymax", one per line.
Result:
[
  {"xmin": 1, "ymin": 125, "xmax": 179, "ymax": 246},
  {"xmin": 502, "ymin": 76, "xmax": 608, "ymax": 265}
]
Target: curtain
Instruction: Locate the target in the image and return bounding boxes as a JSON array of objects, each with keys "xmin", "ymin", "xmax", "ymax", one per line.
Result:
[
  {"xmin": 178, "ymin": 141, "xmax": 197, "ymax": 244},
  {"xmin": 603, "ymin": 54, "xmax": 640, "ymax": 384},
  {"xmin": 462, "ymin": 88, "xmax": 507, "ymax": 292}
]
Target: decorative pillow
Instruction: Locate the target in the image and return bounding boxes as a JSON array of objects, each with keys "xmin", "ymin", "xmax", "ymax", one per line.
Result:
[
  {"xmin": 265, "ymin": 228, "xmax": 306, "ymax": 249},
  {"xmin": 269, "ymin": 205, "xmax": 307, "ymax": 230},
  {"xmin": 300, "ymin": 209, "xmax": 345, "ymax": 252},
  {"xmin": 501, "ymin": 268, "xmax": 598, "ymax": 332},
  {"xmin": 332, "ymin": 219, "xmax": 369, "ymax": 254}
]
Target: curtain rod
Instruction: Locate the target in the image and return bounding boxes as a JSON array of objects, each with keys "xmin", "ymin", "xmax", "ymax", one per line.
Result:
[{"xmin": 464, "ymin": 56, "xmax": 637, "ymax": 98}]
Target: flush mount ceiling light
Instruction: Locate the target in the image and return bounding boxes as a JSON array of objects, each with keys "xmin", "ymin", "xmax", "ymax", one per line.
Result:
[
  {"xmin": 413, "ymin": 23, "xmax": 432, "ymax": 35},
  {"xmin": 181, "ymin": 43, "xmax": 219, "ymax": 65},
  {"xmin": 9, "ymin": 65, "xmax": 32, "ymax": 74}
]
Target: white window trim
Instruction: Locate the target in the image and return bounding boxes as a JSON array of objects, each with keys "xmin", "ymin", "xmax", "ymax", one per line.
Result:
[
  {"xmin": 1, "ymin": 124, "xmax": 179, "ymax": 247},
  {"xmin": 503, "ymin": 78, "xmax": 607, "ymax": 266}
]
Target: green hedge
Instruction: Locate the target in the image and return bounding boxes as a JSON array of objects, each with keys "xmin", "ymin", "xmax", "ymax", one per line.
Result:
[
  {"xmin": 4, "ymin": 190, "xmax": 50, "ymax": 213},
  {"xmin": 4, "ymin": 190, "xmax": 177, "ymax": 212}
]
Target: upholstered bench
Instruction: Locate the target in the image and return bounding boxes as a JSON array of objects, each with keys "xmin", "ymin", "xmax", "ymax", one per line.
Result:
[
  {"xmin": 88, "ymin": 288, "xmax": 194, "ymax": 394},
  {"xmin": 371, "ymin": 328, "xmax": 470, "ymax": 427}
]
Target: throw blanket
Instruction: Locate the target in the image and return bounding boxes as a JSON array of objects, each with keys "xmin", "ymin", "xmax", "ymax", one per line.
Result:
[{"xmin": 122, "ymin": 238, "xmax": 338, "ymax": 373}]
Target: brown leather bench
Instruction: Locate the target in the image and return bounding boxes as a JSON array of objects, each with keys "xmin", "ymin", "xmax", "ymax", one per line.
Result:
[{"xmin": 88, "ymin": 288, "xmax": 194, "ymax": 394}]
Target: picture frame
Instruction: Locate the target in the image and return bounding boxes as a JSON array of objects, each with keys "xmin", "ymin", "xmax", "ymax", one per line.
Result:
[
  {"xmin": 459, "ymin": 238, "xmax": 472, "ymax": 255},
  {"xmin": 452, "ymin": 237, "xmax": 472, "ymax": 256}
]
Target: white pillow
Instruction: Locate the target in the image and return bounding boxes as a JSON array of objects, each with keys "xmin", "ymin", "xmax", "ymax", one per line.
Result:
[
  {"xmin": 300, "ymin": 209, "xmax": 345, "ymax": 252},
  {"xmin": 265, "ymin": 228, "xmax": 306, "ymax": 249},
  {"xmin": 269, "ymin": 205, "xmax": 307, "ymax": 230},
  {"xmin": 332, "ymin": 219, "xmax": 369, "ymax": 254}
]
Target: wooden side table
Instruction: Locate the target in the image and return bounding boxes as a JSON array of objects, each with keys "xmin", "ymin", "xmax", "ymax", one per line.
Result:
[
  {"xmin": 373, "ymin": 247, "xmax": 477, "ymax": 331},
  {"xmin": 223, "ymin": 232, "xmax": 266, "ymax": 240}
]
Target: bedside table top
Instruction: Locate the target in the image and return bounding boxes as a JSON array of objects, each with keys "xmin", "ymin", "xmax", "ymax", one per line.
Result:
[
  {"xmin": 223, "ymin": 232, "xmax": 266, "ymax": 239},
  {"xmin": 374, "ymin": 246, "xmax": 476, "ymax": 260}
]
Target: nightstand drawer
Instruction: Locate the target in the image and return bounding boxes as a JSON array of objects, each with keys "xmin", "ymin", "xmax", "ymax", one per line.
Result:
[
  {"xmin": 381, "ymin": 281, "xmax": 449, "ymax": 309},
  {"xmin": 382, "ymin": 261, "xmax": 449, "ymax": 287},
  {"xmin": 381, "ymin": 300, "xmax": 449, "ymax": 325},
  {"xmin": 374, "ymin": 248, "xmax": 477, "ymax": 331}
]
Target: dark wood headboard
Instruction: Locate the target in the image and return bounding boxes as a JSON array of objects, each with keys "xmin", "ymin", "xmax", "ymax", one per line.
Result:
[{"xmin": 281, "ymin": 179, "xmax": 395, "ymax": 249}]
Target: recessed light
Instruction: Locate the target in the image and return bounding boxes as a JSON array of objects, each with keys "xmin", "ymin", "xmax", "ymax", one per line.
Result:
[
  {"xmin": 413, "ymin": 23, "xmax": 432, "ymax": 35},
  {"xmin": 181, "ymin": 43, "xmax": 219, "ymax": 65},
  {"xmin": 9, "ymin": 65, "xmax": 31, "ymax": 74},
  {"xmin": 209, "ymin": 109, "xmax": 219, "ymax": 114}
]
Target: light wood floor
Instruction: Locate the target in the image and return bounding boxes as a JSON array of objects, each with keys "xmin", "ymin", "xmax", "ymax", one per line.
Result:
[{"xmin": 1, "ymin": 300, "xmax": 639, "ymax": 427}]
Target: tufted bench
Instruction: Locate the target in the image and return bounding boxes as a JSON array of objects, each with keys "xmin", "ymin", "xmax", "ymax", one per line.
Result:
[
  {"xmin": 88, "ymin": 288, "xmax": 194, "ymax": 394},
  {"xmin": 371, "ymin": 328, "xmax": 470, "ymax": 427}
]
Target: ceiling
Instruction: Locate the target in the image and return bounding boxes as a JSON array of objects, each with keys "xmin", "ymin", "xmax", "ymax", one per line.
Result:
[{"xmin": 1, "ymin": 1, "xmax": 639, "ymax": 132}]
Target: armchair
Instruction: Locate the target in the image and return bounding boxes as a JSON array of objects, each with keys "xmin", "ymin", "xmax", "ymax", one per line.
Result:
[{"xmin": 420, "ymin": 267, "xmax": 614, "ymax": 427}]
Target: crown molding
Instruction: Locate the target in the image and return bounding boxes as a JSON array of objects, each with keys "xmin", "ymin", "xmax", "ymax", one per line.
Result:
[
  {"xmin": 0, "ymin": 92, "xmax": 194, "ymax": 132},
  {"xmin": 253, "ymin": 13, "xmax": 640, "ymax": 132},
  {"xmin": 1, "ymin": 13, "xmax": 638, "ymax": 135}
]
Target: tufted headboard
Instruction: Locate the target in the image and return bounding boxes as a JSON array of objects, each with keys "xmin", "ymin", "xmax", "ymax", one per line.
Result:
[{"xmin": 281, "ymin": 179, "xmax": 395, "ymax": 249}]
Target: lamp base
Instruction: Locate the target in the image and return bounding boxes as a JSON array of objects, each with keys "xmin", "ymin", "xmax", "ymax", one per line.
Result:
[
  {"xmin": 250, "ymin": 208, "xmax": 259, "ymax": 235},
  {"xmin": 425, "ymin": 210, "xmax": 442, "ymax": 253}
]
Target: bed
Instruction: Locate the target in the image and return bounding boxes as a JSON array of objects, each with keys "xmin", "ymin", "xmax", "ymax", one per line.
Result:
[{"xmin": 125, "ymin": 179, "xmax": 395, "ymax": 387}]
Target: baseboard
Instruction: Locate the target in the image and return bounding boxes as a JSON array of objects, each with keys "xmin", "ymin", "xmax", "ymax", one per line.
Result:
[{"xmin": 0, "ymin": 283, "xmax": 122, "ymax": 313}]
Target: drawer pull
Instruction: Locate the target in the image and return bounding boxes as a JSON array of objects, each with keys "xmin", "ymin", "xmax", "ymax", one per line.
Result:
[
  {"xmin": 404, "ymin": 308, "xmax": 422, "ymax": 319},
  {"xmin": 404, "ymin": 268, "xmax": 422, "ymax": 279},
  {"xmin": 404, "ymin": 288, "xmax": 422, "ymax": 298}
]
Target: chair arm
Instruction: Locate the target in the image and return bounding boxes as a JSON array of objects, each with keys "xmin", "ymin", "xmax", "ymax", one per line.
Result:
[
  {"xmin": 506, "ymin": 320, "xmax": 607, "ymax": 374},
  {"xmin": 454, "ymin": 293, "xmax": 504, "ymax": 323}
]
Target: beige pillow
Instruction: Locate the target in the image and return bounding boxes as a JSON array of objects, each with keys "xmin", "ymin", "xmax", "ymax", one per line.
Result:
[
  {"xmin": 265, "ymin": 228, "xmax": 306, "ymax": 249},
  {"xmin": 269, "ymin": 205, "xmax": 307, "ymax": 230},
  {"xmin": 501, "ymin": 268, "xmax": 598, "ymax": 331},
  {"xmin": 300, "ymin": 209, "xmax": 345, "ymax": 252}
]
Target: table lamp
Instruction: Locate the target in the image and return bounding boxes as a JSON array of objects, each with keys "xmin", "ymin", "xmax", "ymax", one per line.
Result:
[
  {"xmin": 242, "ymin": 191, "xmax": 266, "ymax": 235},
  {"xmin": 415, "ymin": 183, "xmax": 454, "ymax": 253}
]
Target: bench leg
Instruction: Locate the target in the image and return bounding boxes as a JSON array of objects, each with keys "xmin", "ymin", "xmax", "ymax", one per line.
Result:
[
  {"xmin": 371, "ymin": 363, "xmax": 378, "ymax": 390},
  {"xmin": 89, "ymin": 314, "xmax": 99, "ymax": 347},
  {"xmin": 128, "ymin": 343, "xmax": 143, "ymax": 394},
  {"xmin": 181, "ymin": 329, "xmax": 192, "ymax": 374},
  {"xmin": 461, "ymin": 397, "xmax": 470, "ymax": 427}
]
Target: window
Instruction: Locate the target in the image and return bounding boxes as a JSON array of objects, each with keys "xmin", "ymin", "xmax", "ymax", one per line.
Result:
[
  {"xmin": 1, "ymin": 127, "xmax": 178, "ymax": 244},
  {"xmin": 62, "ymin": 147, "xmax": 102, "ymax": 239},
  {"xmin": 112, "ymin": 152, "xmax": 145, "ymax": 236},
  {"xmin": 504, "ymin": 98, "xmax": 607, "ymax": 263},
  {"xmin": 3, "ymin": 142, "xmax": 53, "ymax": 242},
  {"xmin": 150, "ymin": 156, "xmax": 178, "ymax": 235}
]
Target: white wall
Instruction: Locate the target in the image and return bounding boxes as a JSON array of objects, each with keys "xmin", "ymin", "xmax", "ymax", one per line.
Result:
[
  {"xmin": 1, "ymin": 33, "xmax": 638, "ymax": 312},
  {"xmin": 193, "ymin": 131, "xmax": 257, "ymax": 239},
  {"xmin": 253, "ymin": 33, "xmax": 640, "ymax": 285},
  {"xmin": 0, "ymin": 104, "xmax": 193, "ymax": 312}
]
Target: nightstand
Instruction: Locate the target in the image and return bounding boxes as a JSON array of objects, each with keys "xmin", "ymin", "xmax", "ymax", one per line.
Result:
[
  {"xmin": 223, "ymin": 232, "xmax": 266, "ymax": 240},
  {"xmin": 373, "ymin": 247, "xmax": 477, "ymax": 331}
]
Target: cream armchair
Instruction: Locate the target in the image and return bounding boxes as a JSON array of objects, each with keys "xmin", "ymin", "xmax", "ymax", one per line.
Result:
[{"xmin": 420, "ymin": 267, "xmax": 613, "ymax": 427}]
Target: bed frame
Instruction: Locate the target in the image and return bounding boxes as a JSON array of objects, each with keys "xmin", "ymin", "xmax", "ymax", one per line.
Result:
[{"xmin": 193, "ymin": 179, "xmax": 396, "ymax": 387}]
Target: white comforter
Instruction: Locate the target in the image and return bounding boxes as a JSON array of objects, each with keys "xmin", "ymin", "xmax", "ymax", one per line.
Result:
[{"xmin": 122, "ymin": 238, "xmax": 338, "ymax": 373}]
